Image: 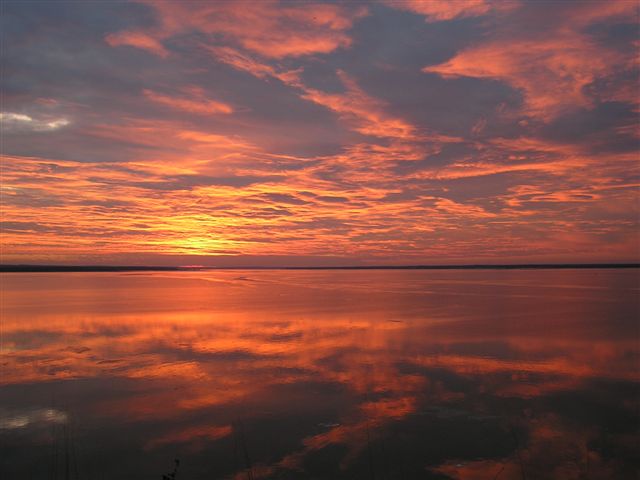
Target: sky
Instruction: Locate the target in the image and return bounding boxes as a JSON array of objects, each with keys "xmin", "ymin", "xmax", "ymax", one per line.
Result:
[{"xmin": 1, "ymin": 0, "xmax": 639, "ymax": 266}]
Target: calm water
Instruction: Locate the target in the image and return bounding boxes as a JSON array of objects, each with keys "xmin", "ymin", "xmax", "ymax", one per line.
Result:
[{"xmin": 1, "ymin": 269, "xmax": 638, "ymax": 479}]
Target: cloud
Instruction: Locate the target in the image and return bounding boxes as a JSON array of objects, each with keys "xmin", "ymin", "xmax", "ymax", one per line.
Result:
[
  {"xmin": 143, "ymin": 86, "xmax": 233, "ymax": 115},
  {"xmin": 1, "ymin": 112, "xmax": 70, "ymax": 132},
  {"xmin": 301, "ymin": 71, "xmax": 418, "ymax": 140},
  {"xmin": 145, "ymin": 424, "xmax": 232, "ymax": 450},
  {"xmin": 383, "ymin": 0, "xmax": 498, "ymax": 22},
  {"xmin": 0, "ymin": 408, "xmax": 67, "ymax": 430},
  {"xmin": 104, "ymin": 30, "xmax": 169, "ymax": 57},
  {"xmin": 105, "ymin": 0, "xmax": 367, "ymax": 59},
  {"xmin": 131, "ymin": 174, "xmax": 284, "ymax": 191},
  {"xmin": 204, "ymin": 46, "xmax": 453, "ymax": 146},
  {"xmin": 2, "ymin": 1, "xmax": 638, "ymax": 265},
  {"xmin": 205, "ymin": 45, "xmax": 304, "ymax": 85},
  {"xmin": 423, "ymin": 0, "xmax": 639, "ymax": 120}
]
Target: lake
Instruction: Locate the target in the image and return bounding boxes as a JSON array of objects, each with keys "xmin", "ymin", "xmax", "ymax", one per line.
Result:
[{"xmin": 1, "ymin": 269, "xmax": 638, "ymax": 479}]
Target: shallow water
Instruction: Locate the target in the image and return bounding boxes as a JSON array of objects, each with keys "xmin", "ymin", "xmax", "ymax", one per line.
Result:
[{"xmin": 1, "ymin": 269, "xmax": 638, "ymax": 479}]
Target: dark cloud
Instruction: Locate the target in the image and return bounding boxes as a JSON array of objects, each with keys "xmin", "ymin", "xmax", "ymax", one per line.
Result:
[{"xmin": 540, "ymin": 101, "xmax": 639, "ymax": 152}]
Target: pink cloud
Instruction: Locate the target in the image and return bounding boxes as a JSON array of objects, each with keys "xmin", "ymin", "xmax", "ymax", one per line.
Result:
[
  {"xmin": 105, "ymin": 1, "xmax": 367, "ymax": 59},
  {"xmin": 143, "ymin": 86, "xmax": 233, "ymax": 115},
  {"xmin": 384, "ymin": 0, "xmax": 500, "ymax": 22},
  {"xmin": 423, "ymin": 0, "xmax": 638, "ymax": 120},
  {"xmin": 105, "ymin": 31, "xmax": 169, "ymax": 57}
]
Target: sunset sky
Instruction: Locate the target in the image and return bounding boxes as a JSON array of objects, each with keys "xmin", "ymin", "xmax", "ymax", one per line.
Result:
[{"xmin": 2, "ymin": 0, "xmax": 639, "ymax": 266}]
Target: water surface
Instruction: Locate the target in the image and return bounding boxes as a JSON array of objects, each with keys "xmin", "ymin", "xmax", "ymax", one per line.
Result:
[{"xmin": 1, "ymin": 269, "xmax": 638, "ymax": 479}]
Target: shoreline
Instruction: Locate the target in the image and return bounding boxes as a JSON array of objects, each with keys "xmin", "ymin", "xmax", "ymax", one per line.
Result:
[{"xmin": 1, "ymin": 263, "xmax": 639, "ymax": 272}]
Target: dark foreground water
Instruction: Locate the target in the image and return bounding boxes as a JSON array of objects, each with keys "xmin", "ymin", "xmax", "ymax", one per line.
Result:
[{"xmin": 1, "ymin": 269, "xmax": 638, "ymax": 479}]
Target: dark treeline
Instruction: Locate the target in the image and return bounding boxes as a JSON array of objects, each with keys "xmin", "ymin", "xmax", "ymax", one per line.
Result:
[{"xmin": 1, "ymin": 263, "xmax": 638, "ymax": 272}]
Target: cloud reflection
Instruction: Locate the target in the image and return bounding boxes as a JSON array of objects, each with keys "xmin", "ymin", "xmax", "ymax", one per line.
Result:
[{"xmin": 1, "ymin": 270, "xmax": 637, "ymax": 478}]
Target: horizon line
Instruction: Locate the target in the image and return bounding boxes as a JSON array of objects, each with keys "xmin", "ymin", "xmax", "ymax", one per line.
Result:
[{"xmin": 1, "ymin": 263, "xmax": 639, "ymax": 272}]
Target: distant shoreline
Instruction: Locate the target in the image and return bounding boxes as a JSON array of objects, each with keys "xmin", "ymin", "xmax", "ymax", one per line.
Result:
[{"xmin": 1, "ymin": 263, "xmax": 638, "ymax": 272}]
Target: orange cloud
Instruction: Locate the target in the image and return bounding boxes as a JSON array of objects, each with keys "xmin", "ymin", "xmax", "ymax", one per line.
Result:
[
  {"xmin": 432, "ymin": 459, "xmax": 521, "ymax": 480},
  {"xmin": 146, "ymin": 424, "xmax": 232, "ymax": 450},
  {"xmin": 5, "ymin": 0, "xmax": 639, "ymax": 266},
  {"xmin": 106, "ymin": 1, "xmax": 367, "ymax": 59},
  {"xmin": 425, "ymin": 40, "xmax": 606, "ymax": 120},
  {"xmin": 301, "ymin": 71, "xmax": 417, "ymax": 140},
  {"xmin": 204, "ymin": 47, "xmax": 429, "ymax": 143},
  {"xmin": 105, "ymin": 30, "xmax": 169, "ymax": 57},
  {"xmin": 3, "ymin": 145, "xmax": 638, "ymax": 264},
  {"xmin": 143, "ymin": 87, "xmax": 233, "ymax": 115},
  {"xmin": 423, "ymin": 0, "xmax": 638, "ymax": 120},
  {"xmin": 384, "ymin": 0, "xmax": 499, "ymax": 22},
  {"xmin": 204, "ymin": 46, "xmax": 304, "ymax": 87}
]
